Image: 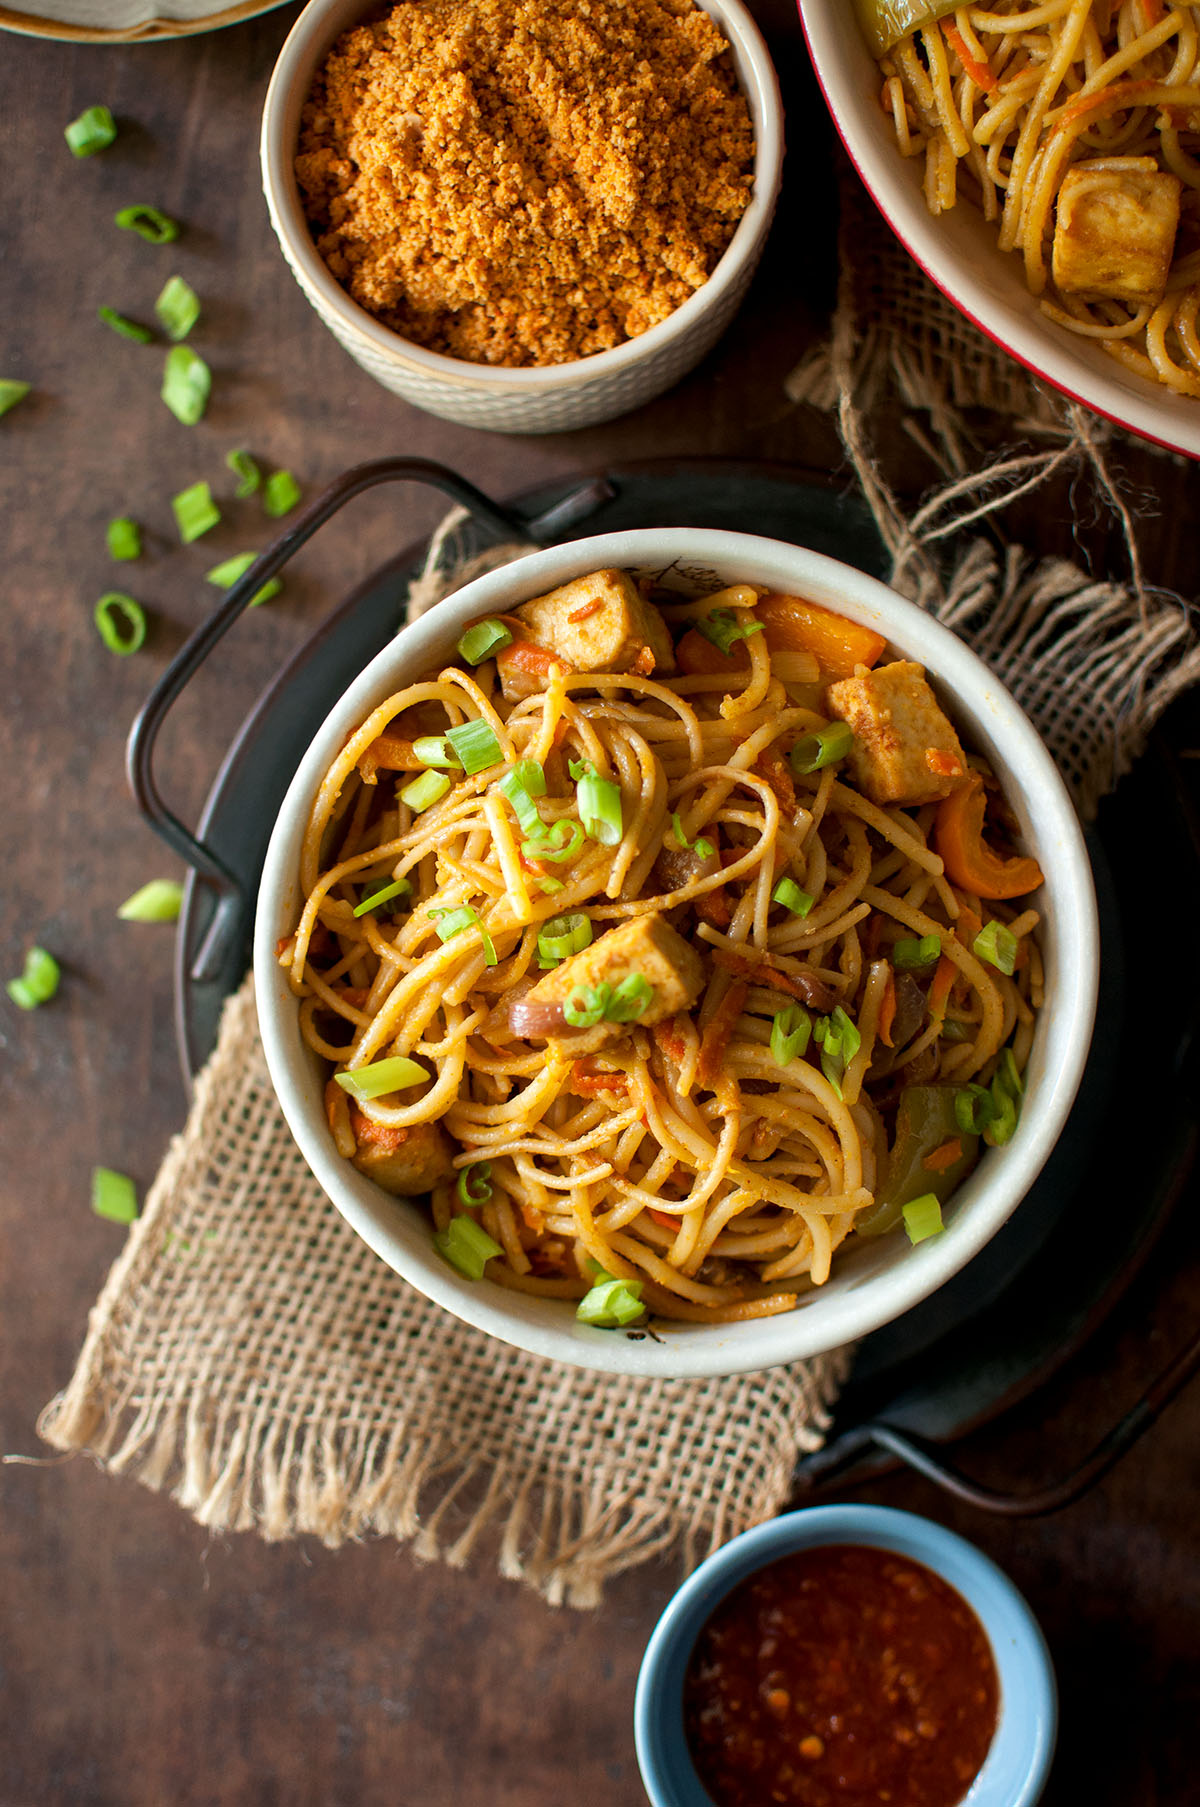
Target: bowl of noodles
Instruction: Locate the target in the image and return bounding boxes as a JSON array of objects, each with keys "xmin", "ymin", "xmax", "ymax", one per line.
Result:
[
  {"xmin": 800, "ymin": 0, "xmax": 1200, "ymax": 461},
  {"xmin": 253, "ymin": 528, "xmax": 1098, "ymax": 1377}
]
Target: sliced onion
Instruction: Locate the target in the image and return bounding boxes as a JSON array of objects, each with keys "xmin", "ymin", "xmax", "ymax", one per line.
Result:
[{"xmin": 508, "ymin": 995, "xmax": 569, "ymax": 1039}]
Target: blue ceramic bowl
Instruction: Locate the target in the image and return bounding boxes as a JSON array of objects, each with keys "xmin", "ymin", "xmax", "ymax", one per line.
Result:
[{"xmin": 635, "ymin": 1504, "xmax": 1057, "ymax": 1807}]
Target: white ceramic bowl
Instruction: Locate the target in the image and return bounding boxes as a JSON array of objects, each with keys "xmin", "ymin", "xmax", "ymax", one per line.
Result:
[
  {"xmin": 260, "ymin": 0, "xmax": 783, "ymax": 435},
  {"xmin": 799, "ymin": 0, "xmax": 1200, "ymax": 462},
  {"xmin": 253, "ymin": 526, "xmax": 1098, "ymax": 1379}
]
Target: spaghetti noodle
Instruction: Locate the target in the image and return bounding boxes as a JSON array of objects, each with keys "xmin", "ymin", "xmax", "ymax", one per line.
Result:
[
  {"xmin": 866, "ymin": 0, "xmax": 1200, "ymax": 397},
  {"xmin": 282, "ymin": 569, "xmax": 1044, "ymax": 1325}
]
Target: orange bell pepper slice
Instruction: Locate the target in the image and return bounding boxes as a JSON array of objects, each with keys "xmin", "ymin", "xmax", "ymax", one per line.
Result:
[
  {"xmin": 935, "ymin": 776, "xmax": 1044, "ymax": 900},
  {"xmin": 755, "ymin": 593, "xmax": 887, "ymax": 681},
  {"xmin": 496, "ymin": 639, "xmax": 572, "ymax": 679}
]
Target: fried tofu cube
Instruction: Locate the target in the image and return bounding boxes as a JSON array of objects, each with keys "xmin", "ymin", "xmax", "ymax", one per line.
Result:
[
  {"xmin": 349, "ymin": 1112, "xmax": 453, "ymax": 1196},
  {"xmin": 825, "ymin": 660, "xmax": 967, "ymax": 807},
  {"xmin": 1052, "ymin": 159, "xmax": 1181, "ymax": 305},
  {"xmin": 500, "ymin": 569, "xmax": 676, "ymax": 701},
  {"xmin": 525, "ymin": 912, "xmax": 703, "ymax": 1043}
]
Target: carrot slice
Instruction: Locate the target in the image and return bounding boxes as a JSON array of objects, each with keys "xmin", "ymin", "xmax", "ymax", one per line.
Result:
[
  {"xmin": 923, "ymin": 1136, "xmax": 963, "ymax": 1173},
  {"xmin": 943, "ymin": 22, "xmax": 997, "ymax": 91},
  {"xmin": 935, "ymin": 777, "xmax": 1044, "ymax": 900},
  {"xmin": 358, "ymin": 732, "xmax": 424, "ymax": 779},
  {"xmin": 878, "ymin": 968, "xmax": 897, "ymax": 1049},
  {"xmin": 756, "ymin": 593, "xmax": 887, "ymax": 681},
  {"xmin": 697, "ymin": 981, "xmax": 748, "ymax": 1088},
  {"xmin": 496, "ymin": 639, "xmax": 573, "ymax": 679},
  {"xmin": 928, "ymin": 954, "xmax": 957, "ymax": 1025}
]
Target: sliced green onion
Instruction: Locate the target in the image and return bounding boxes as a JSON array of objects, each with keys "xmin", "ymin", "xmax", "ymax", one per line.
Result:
[
  {"xmin": 65, "ymin": 105, "xmax": 116, "ymax": 157},
  {"xmin": 92, "ymin": 1166, "xmax": 138, "ymax": 1224},
  {"xmin": 7, "ymin": 946, "xmax": 60, "ymax": 1010},
  {"xmin": 576, "ymin": 1275, "xmax": 645, "ymax": 1327},
  {"xmin": 161, "ymin": 344, "xmax": 210, "ymax": 425},
  {"xmin": 510, "ymin": 759, "xmax": 547, "ymax": 797},
  {"xmin": 564, "ymin": 982, "xmax": 612, "ymax": 1028},
  {"xmin": 974, "ymin": 919, "xmax": 1018, "ymax": 977},
  {"xmin": 568, "ymin": 758, "xmax": 591, "ymax": 782},
  {"xmin": 263, "ymin": 468, "xmax": 301, "ymax": 518},
  {"xmin": 576, "ymin": 766, "xmax": 623, "ymax": 845},
  {"xmin": 334, "ymin": 1055, "xmax": 429, "ymax": 1099},
  {"xmin": 537, "ymin": 913, "xmax": 593, "ymax": 966},
  {"xmin": 458, "ymin": 618, "xmax": 513, "ymax": 665},
  {"xmin": 695, "ymin": 607, "xmax": 764, "ymax": 655},
  {"xmin": 456, "ymin": 1161, "xmax": 493, "ymax": 1207},
  {"xmin": 117, "ymin": 879, "xmax": 183, "ymax": 923},
  {"xmin": 772, "ymin": 877, "xmax": 814, "ymax": 917},
  {"xmin": 538, "ymin": 876, "xmax": 565, "ymax": 894},
  {"xmin": 115, "ymin": 203, "xmax": 179, "ymax": 243},
  {"xmin": 98, "ymin": 307, "xmax": 153, "ymax": 344},
  {"xmin": 984, "ymin": 1084, "xmax": 1018, "ymax": 1147},
  {"xmin": 671, "ymin": 813, "xmax": 714, "ymax": 861},
  {"xmin": 353, "ymin": 877, "xmax": 411, "ymax": 918},
  {"xmin": 434, "ymin": 1214, "xmax": 502, "ymax": 1280},
  {"xmin": 401, "ymin": 769, "xmax": 452, "ymax": 813},
  {"xmin": 0, "ymin": 381, "xmax": 30, "ymax": 419},
  {"xmin": 446, "ymin": 718, "xmax": 502, "ymax": 775},
  {"xmin": 770, "ymin": 1004, "xmax": 811, "ymax": 1066},
  {"xmin": 815, "ymin": 1005, "xmax": 861, "ymax": 1099},
  {"xmin": 204, "ymin": 552, "xmax": 281, "ymax": 607},
  {"xmin": 172, "ymin": 479, "xmax": 220, "ymax": 543},
  {"xmin": 154, "ymin": 274, "xmax": 200, "ymax": 341},
  {"xmin": 903, "ymin": 1193, "xmax": 944, "ymax": 1245},
  {"xmin": 893, "ymin": 934, "xmax": 941, "ymax": 971},
  {"xmin": 429, "ymin": 905, "xmax": 497, "ymax": 965},
  {"xmin": 608, "ymin": 972, "xmax": 654, "ymax": 1022},
  {"xmin": 107, "ymin": 517, "xmax": 141, "ymax": 560},
  {"xmin": 954, "ymin": 1085, "xmax": 994, "ymax": 1136},
  {"xmin": 999, "ymin": 1046, "xmax": 1024, "ymax": 1095},
  {"xmin": 499, "ymin": 766, "xmax": 546, "ymax": 837},
  {"xmin": 524, "ymin": 818, "xmax": 584, "ymax": 864},
  {"xmin": 94, "ymin": 592, "xmax": 147, "ymax": 655},
  {"xmin": 226, "ymin": 447, "xmax": 260, "ymax": 497},
  {"xmin": 412, "ymin": 735, "xmax": 462, "ymax": 769},
  {"xmin": 789, "ymin": 721, "xmax": 855, "ymax": 776}
]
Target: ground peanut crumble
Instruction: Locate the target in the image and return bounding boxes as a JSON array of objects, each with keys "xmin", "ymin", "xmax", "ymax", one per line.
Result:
[{"xmin": 295, "ymin": 0, "xmax": 756, "ymax": 367}]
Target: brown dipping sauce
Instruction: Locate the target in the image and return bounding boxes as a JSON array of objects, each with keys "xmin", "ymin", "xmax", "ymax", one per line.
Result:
[{"xmin": 683, "ymin": 1544, "xmax": 998, "ymax": 1807}]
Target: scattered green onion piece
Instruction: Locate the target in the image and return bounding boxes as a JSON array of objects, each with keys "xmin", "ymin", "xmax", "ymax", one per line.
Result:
[
  {"xmin": 412, "ymin": 735, "xmax": 462, "ymax": 769},
  {"xmin": 353, "ymin": 877, "xmax": 411, "ymax": 918},
  {"xmin": 401, "ymin": 769, "xmax": 451, "ymax": 814},
  {"xmin": 6, "ymin": 946, "xmax": 60, "ymax": 1011},
  {"xmin": 154, "ymin": 274, "xmax": 200, "ymax": 341},
  {"xmin": 446, "ymin": 718, "xmax": 502, "ymax": 776},
  {"xmin": 954, "ymin": 1085, "xmax": 995, "ymax": 1136},
  {"xmin": 789, "ymin": 721, "xmax": 855, "ymax": 776},
  {"xmin": 107, "ymin": 517, "xmax": 141, "ymax": 560},
  {"xmin": 434, "ymin": 1214, "xmax": 502, "ymax": 1279},
  {"xmin": 262, "ymin": 468, "xmax": 301, "ymax": 517},
  {"xmin": 671, "ymin": 813, "xmax": 715, "ymax": 861},
  {"xmin": 172, "ymin": 479, "xmax": 220, "ymax": 543},
  {"xmin": 973, "ymin": 919, "xmax": 1018, "ymax": 977},
  {"xmin": 903, "ymin": 1193, "xmax": 944, "ymax": 1245},
  {"xmin": 816, "ymin": 1005, "xmax": 861, "ymax": 1099},
  {"xmin": 1000, "ymin": 1046, "xmax": 1024, "ymax": 1095},
  {"xmin": 537, "ymin": 913, "xmax": 593, "ymax": 966},
  {"xmin": 695, "ymin": 840, "xmax": 715, "ymax": 861},
  {"xmin": 563, "ymin": 982, "xmax": 612, "ymax": 1028},
  {"xmin": 457, "ymin": 618, "xmax": 513, "ymax": 665},
  {"xmin": 226, "ymin": 447, "xmax": 260, "ymax": 497},
  {"xmin": 0, "ymin": 381, "xmax": 30, "ymax": 419},
  {"xmin": 576, "ymin": 767, "xmax": 623, "ymax": 845},
  {"xmin": 498, "ymin": 766, "xmax": 546, "ymax": 837},
  {"xmin": 98, "ymin": 307, "xmax": 153, "ymax": 343},
  {"xmin": 94, "ymin": 592, "xmax": 147, "ymax": 655},
  {"xmin": 609, "ymin": 972, "xmax": 655, "ymax": 1022},
  {"xmin": 65, "ymin": 105, "xmax": 116, "ymax": 157},
  {"xmin": 984, "ymin": 1081, "xmax": 1018, "ymax": 1147},
  {"xmin": 538, "ymin": 876, "xmax": 565, "ymax": 894},
  {"xmin": 117, "ymin": 879, "xmax": 183, "ymax": 923},
  {"xmin": 568, "ymin": 757, "xmax": 591, "ymax": 782},
  {"xmin": 456, "ymin": 1162, "xmax": 493, "ymax": 1208},
  {"xmin": 772, "ymin": 877, "xmax": 814, "ymax": 918},
  {"xmin": 334, "ymin": 1055, "xmax": 428, "ymax": 1099},
  {"xmin": 893, "ymin": 934, "xmax": 941, "ymax": 971},
  {"xmin": 428, "ymin": 905, "xmax": 497, "ymax": 965},
  {"xmin": 161, "ymin": 344, "xmax": 210, "ymax": 425},
  {"xmin": 204, "ymin": 552, "xmax": 281, "ymax": 607},
  {"xmin": 576, "ymin": 1275, "xmax": 645, "ymax": 1327},
  {"xmin": 770, "ymin": 1004, "xmax": 812, "ymax": 1066},
  {"xmin": 695, "ymin": 607, "xmax": 764, "ymax": 655},
  {"xmin": 92, "ymin": 1166, "xmax": 138, "ymax": 1224},
  {"xmin": 115, "ymin": 203, "xmax": 180, "ymax": 243},
  {"xmin": 525, "ymin": 818, "xmax": 584, "ymax": 863}
]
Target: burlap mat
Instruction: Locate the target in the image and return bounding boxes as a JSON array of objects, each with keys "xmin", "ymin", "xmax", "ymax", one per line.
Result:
[{"xmin": 39, "ymin": 155, "xmax": 1200, "ymax": 1606}]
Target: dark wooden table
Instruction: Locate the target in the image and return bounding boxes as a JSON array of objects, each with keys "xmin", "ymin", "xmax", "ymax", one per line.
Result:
[{"xmin": 2, "ymin": 6, "xmax": 1199, "ymax": 1804}]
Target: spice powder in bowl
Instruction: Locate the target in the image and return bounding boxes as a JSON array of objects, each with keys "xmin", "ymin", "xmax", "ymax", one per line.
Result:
[{"xmin": 294, "ymin": 0, "xmax": 756, "ymax": 367}]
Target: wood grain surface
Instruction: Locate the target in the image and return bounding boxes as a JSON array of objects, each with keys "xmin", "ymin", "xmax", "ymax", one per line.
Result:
[{"xmin": 2, "ymin": 6, "xmax": 1199, "ymax": 1804}]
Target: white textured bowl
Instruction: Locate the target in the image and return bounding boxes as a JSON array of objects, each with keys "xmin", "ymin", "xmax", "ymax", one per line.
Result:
[
  {"xmin": 799, "ymin": 0, "xmax": 1200, "ymax": 462},
  {"xmin": 260, "ymin": 0, "xmax": 783, "ymax": 435},
  {"xmin": 253, "ymin": 527, "xmax": 1098, "ymax": 1379}
]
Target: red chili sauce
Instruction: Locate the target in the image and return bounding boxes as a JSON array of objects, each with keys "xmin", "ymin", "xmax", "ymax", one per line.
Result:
[{"xmin": 682, "ymin": 1543, "xmax": 998, "ymax": 1807}]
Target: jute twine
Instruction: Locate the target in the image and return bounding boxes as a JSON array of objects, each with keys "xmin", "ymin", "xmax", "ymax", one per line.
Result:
[{"xmin": 38, "ymin": 163, "xmax": 1200, "ymax": 1605}]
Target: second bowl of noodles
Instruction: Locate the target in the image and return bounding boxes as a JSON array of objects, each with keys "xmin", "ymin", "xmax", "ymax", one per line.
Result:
[{"xmin": 254, "ymin": 528, "xmax": 1098, "ymax": 1378}]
